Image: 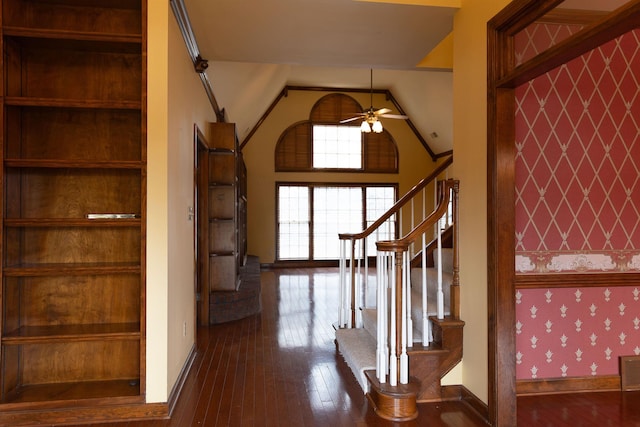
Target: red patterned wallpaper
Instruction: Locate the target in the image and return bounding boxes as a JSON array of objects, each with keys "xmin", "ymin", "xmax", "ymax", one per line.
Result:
[
  {"xmin": 514, "ymin": 24, "xmax": 640, "ymax": 380},
  {"xmin": 516, "ymin": 286, "xmax": 640, "ymax": 379},
  {"xmin": 515, "ymin": 27, "xmax": 640, "ymax": 274}
]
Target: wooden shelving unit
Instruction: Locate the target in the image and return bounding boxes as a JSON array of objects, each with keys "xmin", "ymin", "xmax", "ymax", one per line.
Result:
[
  {"xmin": 208, "ymin": 123, "xmax": 240, "ymax": 291},
  {"xmin": 0, "ymin": 0, "xmax": 146, "ymax": 415}
]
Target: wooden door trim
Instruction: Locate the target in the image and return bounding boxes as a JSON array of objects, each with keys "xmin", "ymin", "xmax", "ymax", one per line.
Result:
[
  {"xmin": 488, "ymin": 1, "xmax": 640, "ymax": 425},
  {"xmin": 195, "ymin": 125, "xmax": 211, "ymax": 326}
]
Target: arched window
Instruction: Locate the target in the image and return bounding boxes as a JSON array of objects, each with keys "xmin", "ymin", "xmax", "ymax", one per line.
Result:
[{"xmin": 275, "ymin": 93, "xmax": 398, "ymax": 172}]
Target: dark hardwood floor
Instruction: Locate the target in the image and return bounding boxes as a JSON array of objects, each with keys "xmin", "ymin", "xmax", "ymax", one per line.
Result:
[
  {"xmin": 518, "ymin": 391, "xmax": 640, "ymax": 426},
  {"xmin": 63, "ymin": 267, "xmax": 640, "ymax": 426}
]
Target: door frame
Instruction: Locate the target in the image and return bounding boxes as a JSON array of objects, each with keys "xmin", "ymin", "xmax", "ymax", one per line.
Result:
[
  {"xmin": 194, "ymin": 125, "xmax": 211, "ymax": 326},
  {"xmin": 487, "ymin": 1, "xmax": 640, "ymax": 425}
]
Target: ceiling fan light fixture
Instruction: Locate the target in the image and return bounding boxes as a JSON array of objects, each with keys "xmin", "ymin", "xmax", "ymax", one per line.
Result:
[{"xmin": 341, "ymin": 69, "xmax": 408, "ymax": 132}]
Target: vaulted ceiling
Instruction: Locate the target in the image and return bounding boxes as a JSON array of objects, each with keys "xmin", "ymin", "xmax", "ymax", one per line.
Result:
[{"xmin": 180, "ymin": 0, "xmax": 630, "ymax": 154}]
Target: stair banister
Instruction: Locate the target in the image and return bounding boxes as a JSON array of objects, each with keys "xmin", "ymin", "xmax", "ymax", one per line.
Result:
[
  {"xmin": 340, "ymin": 156, "xmax": 453, "ymax": 243},
  {"xmin": 337, "ymin": 157, "xmax": 453, "ymax": 329},
  {"xmin": 335, "ymin": 178, "xmax": 461, "ymax": 421},
  {"xmin": 376, "ymin": 179, "xmax": 459, "ymax": 386},
  {"xmin": 377, "ymin": 180, "xmax": 459, "ymax": 317}
]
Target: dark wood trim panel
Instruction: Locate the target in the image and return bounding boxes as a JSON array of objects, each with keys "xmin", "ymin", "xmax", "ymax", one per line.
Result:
[
  {"xmin": 489, "ymin": 0, "xmax": 563, "ymax": 36},
  {"xmin": 517, "ymin": 376, "xmax": 620, "ymax": 395},
  {"xmin": 169, "ymin": 0, "xmax": 224, "ymax": 122},
  {"xmin": 516, "ymin": 273, "xmax": 640, "ymax": 288},
  {"xmin": 195, "ymin": 126, "xmax": 211, "ymax": 326},
  {"xmin": 460, "ymin": 385, "xmax": 491, "ymax": 423},
  {"xmin": 497, "ymin": 1, "xmax": 640, "ymax": 89},
  {"xmin": 140, "ymin": 0, "xmax": 149, "ymax": 400},
  {"xmin": 0, "ymin": 400, "xmax": 169, "ymax": 427},
  {"xmin": 167, "ymin": 344, "xmax": 197, "ymax": 416},
  {"xmin": 240, "ymin": 88, "xmax": 288, "ymax": 150},
  {"xmin": 487, "ymin": 20, "xmax": 518, "ymax": 427},
  {"xmin": 539, "ymin": 9, "xmax": 608, "ymax": 26},
  {"xmin": 430, "ymin": 385, "xmax": 490, "ymax": 424}
]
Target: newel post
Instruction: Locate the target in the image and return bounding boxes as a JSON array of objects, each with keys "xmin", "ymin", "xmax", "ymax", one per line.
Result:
[{"xmin": 450, "ymin": 180, "xmax": 460, "ymax": 320}]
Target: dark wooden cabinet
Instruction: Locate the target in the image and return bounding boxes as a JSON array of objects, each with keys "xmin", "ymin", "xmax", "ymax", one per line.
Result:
[{"xmin": 0, "ymin": 0, "xmax": 146, "ymax": 412}]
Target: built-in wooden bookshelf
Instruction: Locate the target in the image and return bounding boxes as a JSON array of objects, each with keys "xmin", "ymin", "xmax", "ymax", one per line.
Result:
[{"xmin": 0, "ymin": 0, "xmax": 146, "ymax": 415}]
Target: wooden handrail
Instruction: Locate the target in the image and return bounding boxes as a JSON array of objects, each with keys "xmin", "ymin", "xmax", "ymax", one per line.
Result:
[
  {"xmin": 376, "ymin": 180, "xmax": 457, "ymax": 252},
  {"xmin": 339, "ymin": 155, "xmax": 453, "ymax": 241}
]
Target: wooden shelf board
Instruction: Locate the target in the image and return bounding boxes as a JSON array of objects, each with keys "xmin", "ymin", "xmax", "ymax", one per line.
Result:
[
  {"xmin": 3, "ymin": 263, "xmax": 141, "ymax": 276},
  {"xmin": 3, "ymin": 26, "xmax": 142, "ymax": 46},
  {"xmin": 5, "ymin": 96, "xmax": 141, "ymax": 110},
  {"xmin": 4, "ymin": 159, "xmax": 144, "ymax": 169},
  {"xmin": 2, "ymin": 323, "xmax": 140, "ymax": 344},
  {"xmin": 4, "ymin": 218, "xmax": 141, "ymax": 227},
  {"xmin": 0, "ymin": 379, "xmax": 141, "ymax": 406}
]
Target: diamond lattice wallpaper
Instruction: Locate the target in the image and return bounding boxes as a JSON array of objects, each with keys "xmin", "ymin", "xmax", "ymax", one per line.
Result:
[{"xmin": 515, "ymin": 27, "xmax": 640, "ymax": 274}]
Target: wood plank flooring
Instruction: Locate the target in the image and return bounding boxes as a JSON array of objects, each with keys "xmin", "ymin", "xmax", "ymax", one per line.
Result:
[{"xmin": 61, "ymin": 267, "xmax": 640, "ymax": 426}]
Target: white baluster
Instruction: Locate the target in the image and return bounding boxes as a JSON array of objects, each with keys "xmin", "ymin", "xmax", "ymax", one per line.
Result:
[
  {"xmin": 389, "ymin": 251, "xmax": 397, "ymax": 386},
  {"xmin": 347, "ymin": 241, "xmax": 353, "ymax": 328},
  {"xmin": 410, "ymin": 199, "xmax": 415, "ymax": 258},
  {"xmin": 437, "ymin": 217, "xmax": 444, "ymax": 320},
  {"xmin": 405, "ymin": 251, "xmax": 413, "ymax": 347},
  {"xmin": 421, "ymin": 232, "xmax": 429, "ymax": 346},
  {"xmin": 400, "ymin": 252, "xmax": 409, "ymax": 384},
  {"xmin": 355, "ymin": 240, "xmax": 362, "ymax": 328},
  {"xmin": 382, "ymin": 252, "xmax": 389, "ymax": 377},
  {"xmin": 339, "ymin": 239, "xmax": 347, "ymax": 327},
  {"xmin": 376, "ymin": 251, "xmax": 387, "ymax": 382},
  {"xmin": 363, "ymin": 238, "xmax": 368, "ymax": 313}
]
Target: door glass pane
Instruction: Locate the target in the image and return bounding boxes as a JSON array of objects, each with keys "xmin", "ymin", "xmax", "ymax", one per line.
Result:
[
  {"xmin": 278, "ymin": 186, "xmax": 309, "ymax": 260},
  {"xmin": 365, "ymin": 186, "xmax": 396, "ymax": 254},
  {"xmin": 313, "ymin": 187, "xmax": 362, "ymax": 260}
]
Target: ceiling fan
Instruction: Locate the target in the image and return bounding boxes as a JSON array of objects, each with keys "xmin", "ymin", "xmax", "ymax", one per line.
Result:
[{"xmin": 340, "ymin": 69, "xmax": 408, "ymax": 133}]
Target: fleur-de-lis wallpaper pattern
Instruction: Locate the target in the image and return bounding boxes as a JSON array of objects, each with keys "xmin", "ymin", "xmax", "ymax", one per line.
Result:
[
  {"xmin": 514, "ymin": 24, "xmax": 640, "ymax": 380},
  {"xmin": 516, "ymin": 286, "xmax": 640, "ymax": 379}
]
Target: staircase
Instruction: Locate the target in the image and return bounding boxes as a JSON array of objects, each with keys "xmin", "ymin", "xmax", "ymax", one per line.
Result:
[{"xmin": 335, "ymin": 172, "xmax": 463, "ymax": 422}]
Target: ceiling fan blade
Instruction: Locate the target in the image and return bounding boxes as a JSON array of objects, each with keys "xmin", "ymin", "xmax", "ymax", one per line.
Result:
[
  {"xmin": 340, "ymin": 116, "xmax": 364, "ymax": 124},
  {"xmin": 373, "ymin": 108, "xmax": 392, "ymax": 116},
  {"xmin": 380, "ymin": 114, "xmax": 409, "ymax": 120}
]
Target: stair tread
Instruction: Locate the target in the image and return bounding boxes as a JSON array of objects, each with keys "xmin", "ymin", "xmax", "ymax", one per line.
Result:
[
  {"xmin": 430, "ymin": 315, "xmax": 465, "ymax": 327},
  {"xmin": 335, "ymin": 328, "xmax": 377, "ymax": 393},
  {"xmin": 407, "ymin": 344, "xmax": 448, "ymax": 355}
]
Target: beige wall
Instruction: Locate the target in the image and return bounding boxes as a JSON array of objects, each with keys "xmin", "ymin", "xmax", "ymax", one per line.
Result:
[
  {"xmin": 242, "ymin": 89, "xmax": 442, "ymax": 264},
  {"xmin": 452, "ymin": 0, "xmax": 511, "ymax": 404},
  {"xmin": 146, "ymin": 1, "xmax": 170, "ymax": 403},
  {"xmin": 147, "ymin": 2, "xmax": 216, "ymax": 402}
]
